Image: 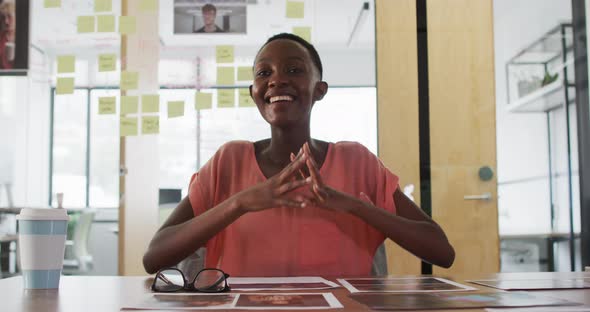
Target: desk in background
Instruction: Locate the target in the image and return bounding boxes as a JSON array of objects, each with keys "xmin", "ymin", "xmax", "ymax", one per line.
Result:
[{"xmin": 1, "ymin": 272, "xmax": 589, "ymax": 312}]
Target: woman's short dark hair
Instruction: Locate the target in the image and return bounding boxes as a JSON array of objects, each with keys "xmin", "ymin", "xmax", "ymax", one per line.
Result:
[{"xmin": 256, "ymin": 33, "xmax": 323, "ymax": 79}]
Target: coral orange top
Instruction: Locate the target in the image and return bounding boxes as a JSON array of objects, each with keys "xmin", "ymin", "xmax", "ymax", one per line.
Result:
[{"xmin": 188, "ymin": 141, "xmax": 399, "ymax": 277}]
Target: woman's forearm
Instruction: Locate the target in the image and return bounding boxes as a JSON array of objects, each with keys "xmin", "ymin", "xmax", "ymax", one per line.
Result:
[
  {"xmin": 142, "ymin": 197, "xmax": 244, "ymax": 274},
  {"xmin": 348, "ymin": 199, "xmax": 455, "ymax": 268}
]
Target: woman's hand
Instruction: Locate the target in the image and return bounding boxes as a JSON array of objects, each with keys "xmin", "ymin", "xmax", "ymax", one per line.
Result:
[{"xmin": 233, "ymin": 151, "xmax": 312, "ymax": 213}]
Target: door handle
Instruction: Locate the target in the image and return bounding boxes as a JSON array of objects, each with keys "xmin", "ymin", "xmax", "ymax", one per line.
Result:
[{"xmin": 463, "ymin": 192, "xmax": 492, "ymax": 200}]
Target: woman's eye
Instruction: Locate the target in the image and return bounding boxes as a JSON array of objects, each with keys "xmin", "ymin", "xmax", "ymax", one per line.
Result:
[
  {"xmin": 256, "ymin": 70, "xmax": 270, "ymax": 77},
  {"xmin": 288, "ymin": 67, "xmax": 302, "ymax": 73}
]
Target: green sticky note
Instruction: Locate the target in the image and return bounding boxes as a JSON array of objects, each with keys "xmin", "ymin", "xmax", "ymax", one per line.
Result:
[
  {"xmin": 286, "ymin": 1, "xmax": 304, "ymax": 18},
  {"xmin": 57, "ymin": 55, "xmax": 75, "ymax": 73},
  {"xmin": 139, "ymin": 0, "xmax": 158, "ymax": 12},
  {"xmin": 97, "ymin": 15, "xmax": 116, "ymax": 32},
  {"xmin": 238, "ymin": 89, "xmax": 256, "ymax": 107},
  {"xmin": 217, "ymin": 89, "xmax": 235, "ymax": 108},
  {"xmin": 217, "ymin": 67, "xmax": 235, "ymax": 85},
  {"xmin": 293, "ymin": 26, "xmax": 311, "ymax": 42},
  {"xmin": 98, "ymin": 96, "xmax": 116, "ymax": 114},
  {"xmin": 77, "ymin": 16, "xmax": 95, "ymax": 33},
  {"xmin": 119, "ymin": 16, "xmax": 136, "ymax": 35},
  {"xmin": 98, "ymin": 54, "xmax": 116, "ymax": 72},
  {"xmin": 237, "ymin": 66, "xmax": 253, "ymax": 81},
  {"xmin": 168, "ymin": 101, "xmax": 184, "ymax": 118},
  {"xmin": 44, "ymin": 0, "xmax": 61, "ymax": 8},
  {"xmin": 120, "ymin": 71, "xmax": 138, "ymax": 90},
  {"xmin": 120, "ymin": 96, "xmax": 139, "ymax": 114},
  {"xmin": 120, "ymin": 117, "xmax": 138, "ymax": 136},
  {"xmin": 56, "ymin": 77, "xmax": 74, "ymax": 95},
  {"xmin": 142, "ymin": 94, "xmax": 159, "ymax": 113},
  {"xmin": 142, "ymin": 116, "xmax": 159, "ymax": 135},
  {"xmin": 95, "ymin": 0, "xmax": 112, "ymax": 12},
  {"xmin": 216, "ymin": 45, "xmax": 234, "ymax": 63},
  {"xmin": 195, "ymin": 92, "xmax": 212, "ymax": 110}
]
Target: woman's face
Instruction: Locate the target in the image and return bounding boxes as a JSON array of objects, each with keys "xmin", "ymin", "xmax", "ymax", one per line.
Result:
[{"xmin": 250, "ymin": 39, "xmax": 326, "ymax": 128}]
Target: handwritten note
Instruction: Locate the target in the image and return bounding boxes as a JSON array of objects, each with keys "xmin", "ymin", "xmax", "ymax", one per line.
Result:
[
  {"xmin": 238, "ymin": 89, "xmax": 256, "ymax": 107},
  {"xmin": 95, "ymin": 0, "xmax": 112, "ymax": 12},
  {"xmin": 56, "ymin": 77, "xmax": 74, "ymax": 95},
  {"xmin": 119, "ymin": 16, "xmax": 136, "ymax": 35},
  {"xmin": 97, "ymin": 15, "xmax": 116, "ymax": 33},
  {"xmin": 44, "ymin": 0, "xmax": 61, "ymax": 8},
  {"xmin": 142, "ymin": 116, "xmax": 159, "ymax": 135},
  {"xmin": 120, "ymin": 71, "xmax": 138, "ymax": 90},
  {"xmin": 286, "ymin": 1, "xmax": 304, "ymax": 18},
  {"xmin": 77, "ymin": 16, "xmax": 95, "ymax": 33},
  {"xmin": 217, "ymin": 89, "xmax": 235, "ymax": 108},
  {"xmin": 120, "ymin": 96, "xmax": 139, "ymax": 114},
  {"xmin": 217, "ymin": 67, "xmax": 235, "ymax": 85},
  {"xmin": 293, "ymin": 26, "xmax": 311, "ymax": 42},
  {"xmin": 98, "ymin": 96, "xmax": 116, "ymax": 114},
  {"xmin": 139, "ymin": 0, "xmax": 158, "ymax": 12},
  {"xmin": 167, "ymin": 101, "xmax": 184, "ymax": 118},
  {"xmin": 216, "ymin": 45, "xmax": 234, "ymax": 63},
  {"xmin": 57, "ymin": 55, "xmax": 75, "ymax": 73},
  {"xmin": 237, "ymin": 66, "xmax": 253, "ymax": 81},
  {"xmin": 98, "ymin": 54, "xmax": 116, "ymax": 72},
  {"xmin": 120, "ymin": 117, "xmax": 138, "ymax": 136},
  {"xmin": 142, "ymin": 94, "xmax": 160, "ymax": 113},
  {"xmin": 195, "ymin": 92, "xmax": 213, "ymax": 110}
]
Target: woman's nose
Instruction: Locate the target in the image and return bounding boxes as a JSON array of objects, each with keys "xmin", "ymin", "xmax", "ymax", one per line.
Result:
[{"xmin": 268, "ymin": 72, "xmax": 288, "ymax": 88}]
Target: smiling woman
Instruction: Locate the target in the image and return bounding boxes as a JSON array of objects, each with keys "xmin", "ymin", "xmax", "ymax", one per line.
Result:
[{"xmin": 142, "ymin": 33, "xmax": 455, "ymax": 277}]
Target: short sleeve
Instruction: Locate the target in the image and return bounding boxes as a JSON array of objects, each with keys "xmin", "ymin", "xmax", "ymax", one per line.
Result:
[
  {"xmin": 374, "ymin": 159, "xmax": 400, "ymax": 215},
  {"xmin": 188, "ymin": 154, "xmax": 217, "ymax": 217}
]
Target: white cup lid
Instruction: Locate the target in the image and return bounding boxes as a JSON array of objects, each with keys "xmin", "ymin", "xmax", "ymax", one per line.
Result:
[{"xmin": 16, "ymin": 208, "xmax": 70, "ymax": 221}]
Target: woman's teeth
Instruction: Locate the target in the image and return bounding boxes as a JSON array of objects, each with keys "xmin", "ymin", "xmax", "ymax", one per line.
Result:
[{"xmin": 269, "ymin": 95, "xmax": 293, "ymax": 103}]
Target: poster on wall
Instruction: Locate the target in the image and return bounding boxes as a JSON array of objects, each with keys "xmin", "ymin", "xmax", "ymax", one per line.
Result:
[
  {"xmin": 174, "ymin": 0, "xmax": 247, "ymax": 34},
  {"xmin": 0, "ymin": 0, "xmax": 29, "ymax": 75}
]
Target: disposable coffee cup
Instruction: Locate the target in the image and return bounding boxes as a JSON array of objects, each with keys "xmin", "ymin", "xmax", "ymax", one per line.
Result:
[
  {"xmin": 16, "ymin": 208, "xmax": 69, "ymax": 289},
  {"xmin": 5, "ymin": 42, "xmax": 15, "ymax": 62}
]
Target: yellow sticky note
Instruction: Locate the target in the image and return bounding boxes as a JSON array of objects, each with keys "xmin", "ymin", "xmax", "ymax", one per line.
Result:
[
  {"xmin": 57, "ymin": 55, "xmax": 75, "ymax": 73},
  {"xmin": 77, "ymin": 16, "xmax": 95, "ymax": 33},
  {"xmin": 217, "ymin": 89, "xmax": 235, "ymax": 108},
  {"xmin": 142, "ymin": 116, "xmax": 159, "ymax": 135},
  {"xmin": 293, "ymin": 26, "xmax": 311, "ymax": 42},
  {"xmin": 97, "ymin": 15, "xmax": 116, "ymax": 32},
  {"xmin": 168, "ymin": 101, "xmax": 184, "ymax": 118},
  {"xmin": 44, "ymin": 0, "xmax": 61, "ymax": 8},
  {"xmin": 238, "ymin": 89, "xmax": 256, "ymax": 107},
  {"xmin": 141, "ymin": 94, "xmax": 159, "ymax": 113},
  {"xmin": 95, "ymin": 0, "xmax": 112, "ymax": 12},
  {"xmin": 195, "ymin": 92, "xmax": 213, "ymax": 110},
  {"xmin": 286, "ymin": 1, "xmax": 304, "ymax": 18},
  {"xmin": 217, "ymin": 67, "xmax": 235, "ymax": 85},
  {"xmin": 216, "ymin": 46, "xmax": 234, "ymax": 63},
  {"xmin": 119, "ymin": 16, "xmax": 136, "ymax": 35},
  {"xmin": 56, "ymin": 77, "xmax": 74, "ymax": 95},
  {"xmin": 120, "ymin": 71, "xmax": 138, "ymax": 90},
  {"xmin": 98, "ymin": 96, "xmax": 116, "ymax": 114},
  {"xmin": 237, "ymin": 66, "xmax": 253, "ymax": 81},
  {"xmin": 120, "ymin": 117, "xmax": 138, "ymax": 136},
  {"xmin": 121, "ymin": 96, "xmax": 139, "ymax": 114},
  {"xmin": 139, "ymin": 0, "xmax": 158, "ymax": 12},
  {"xmin": 98, "ymin": 54, "xmax": 116, "ymax": 72}
]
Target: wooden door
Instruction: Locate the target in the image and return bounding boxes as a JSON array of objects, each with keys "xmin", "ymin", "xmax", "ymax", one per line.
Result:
[{"xmin": 376, "ymin": 0, "xmax": 499, "ymax": 276}]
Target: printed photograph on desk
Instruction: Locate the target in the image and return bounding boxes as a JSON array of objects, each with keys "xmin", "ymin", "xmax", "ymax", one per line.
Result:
[
  {"xmin": 338, "ymin": 277, "xmax": 477, "ymax": 293},
  {"xmin": 235, "ymin": 293, "xmax": 343, "ymax": 310},
  {"xmin": 468, "ymin": 277, "xmax": 590, "ymax": 290},
  {"xmin": 228, "ymin": 276, "xmax": 339, "ymax": 291},
  {"xmin": 125, "ymin": 293, "xmax": 238, "ymax": 310}
]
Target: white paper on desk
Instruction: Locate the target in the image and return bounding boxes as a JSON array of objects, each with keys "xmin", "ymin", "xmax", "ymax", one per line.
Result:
[
  {"xmin": 227, "ymin": 276, "xmax": 339, "ymax": 291},
  {"xmin": 338, "ymin": 277, "xmax": 477, "ymax": 293},
  {"xmin": 122, "ymin": 293, "xmax": 239, "ymax": 310},
  {"xmin": 487, "ymin": 308, "xmax": 590, "ymax": 312}
]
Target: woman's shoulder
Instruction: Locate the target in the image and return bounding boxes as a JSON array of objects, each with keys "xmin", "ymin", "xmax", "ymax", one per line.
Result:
[
  {"xmin": 215, "ymin": 140, "xmax": 254, "ymax": 157},
  {"xmin": 331, "ymin": 141, "xmax": 374, "ymax": 156}
]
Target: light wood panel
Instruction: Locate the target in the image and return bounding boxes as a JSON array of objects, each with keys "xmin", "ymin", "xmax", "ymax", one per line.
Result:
[
  {"xmin": 427, "ymin": 0, "xmax": 499, "ymax": 277},
  {"xmin": 375, "ymin": 0, "xmax": 422, "ymax": 275}
]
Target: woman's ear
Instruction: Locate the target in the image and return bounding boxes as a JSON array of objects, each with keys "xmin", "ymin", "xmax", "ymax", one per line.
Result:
[
  {"xmin": 249, "ymin": 85, "xmax": 253, "ymax": 97},
  {"xmin": 313, "ymin": 81, "xmax": 328, "ymax": 101}
]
